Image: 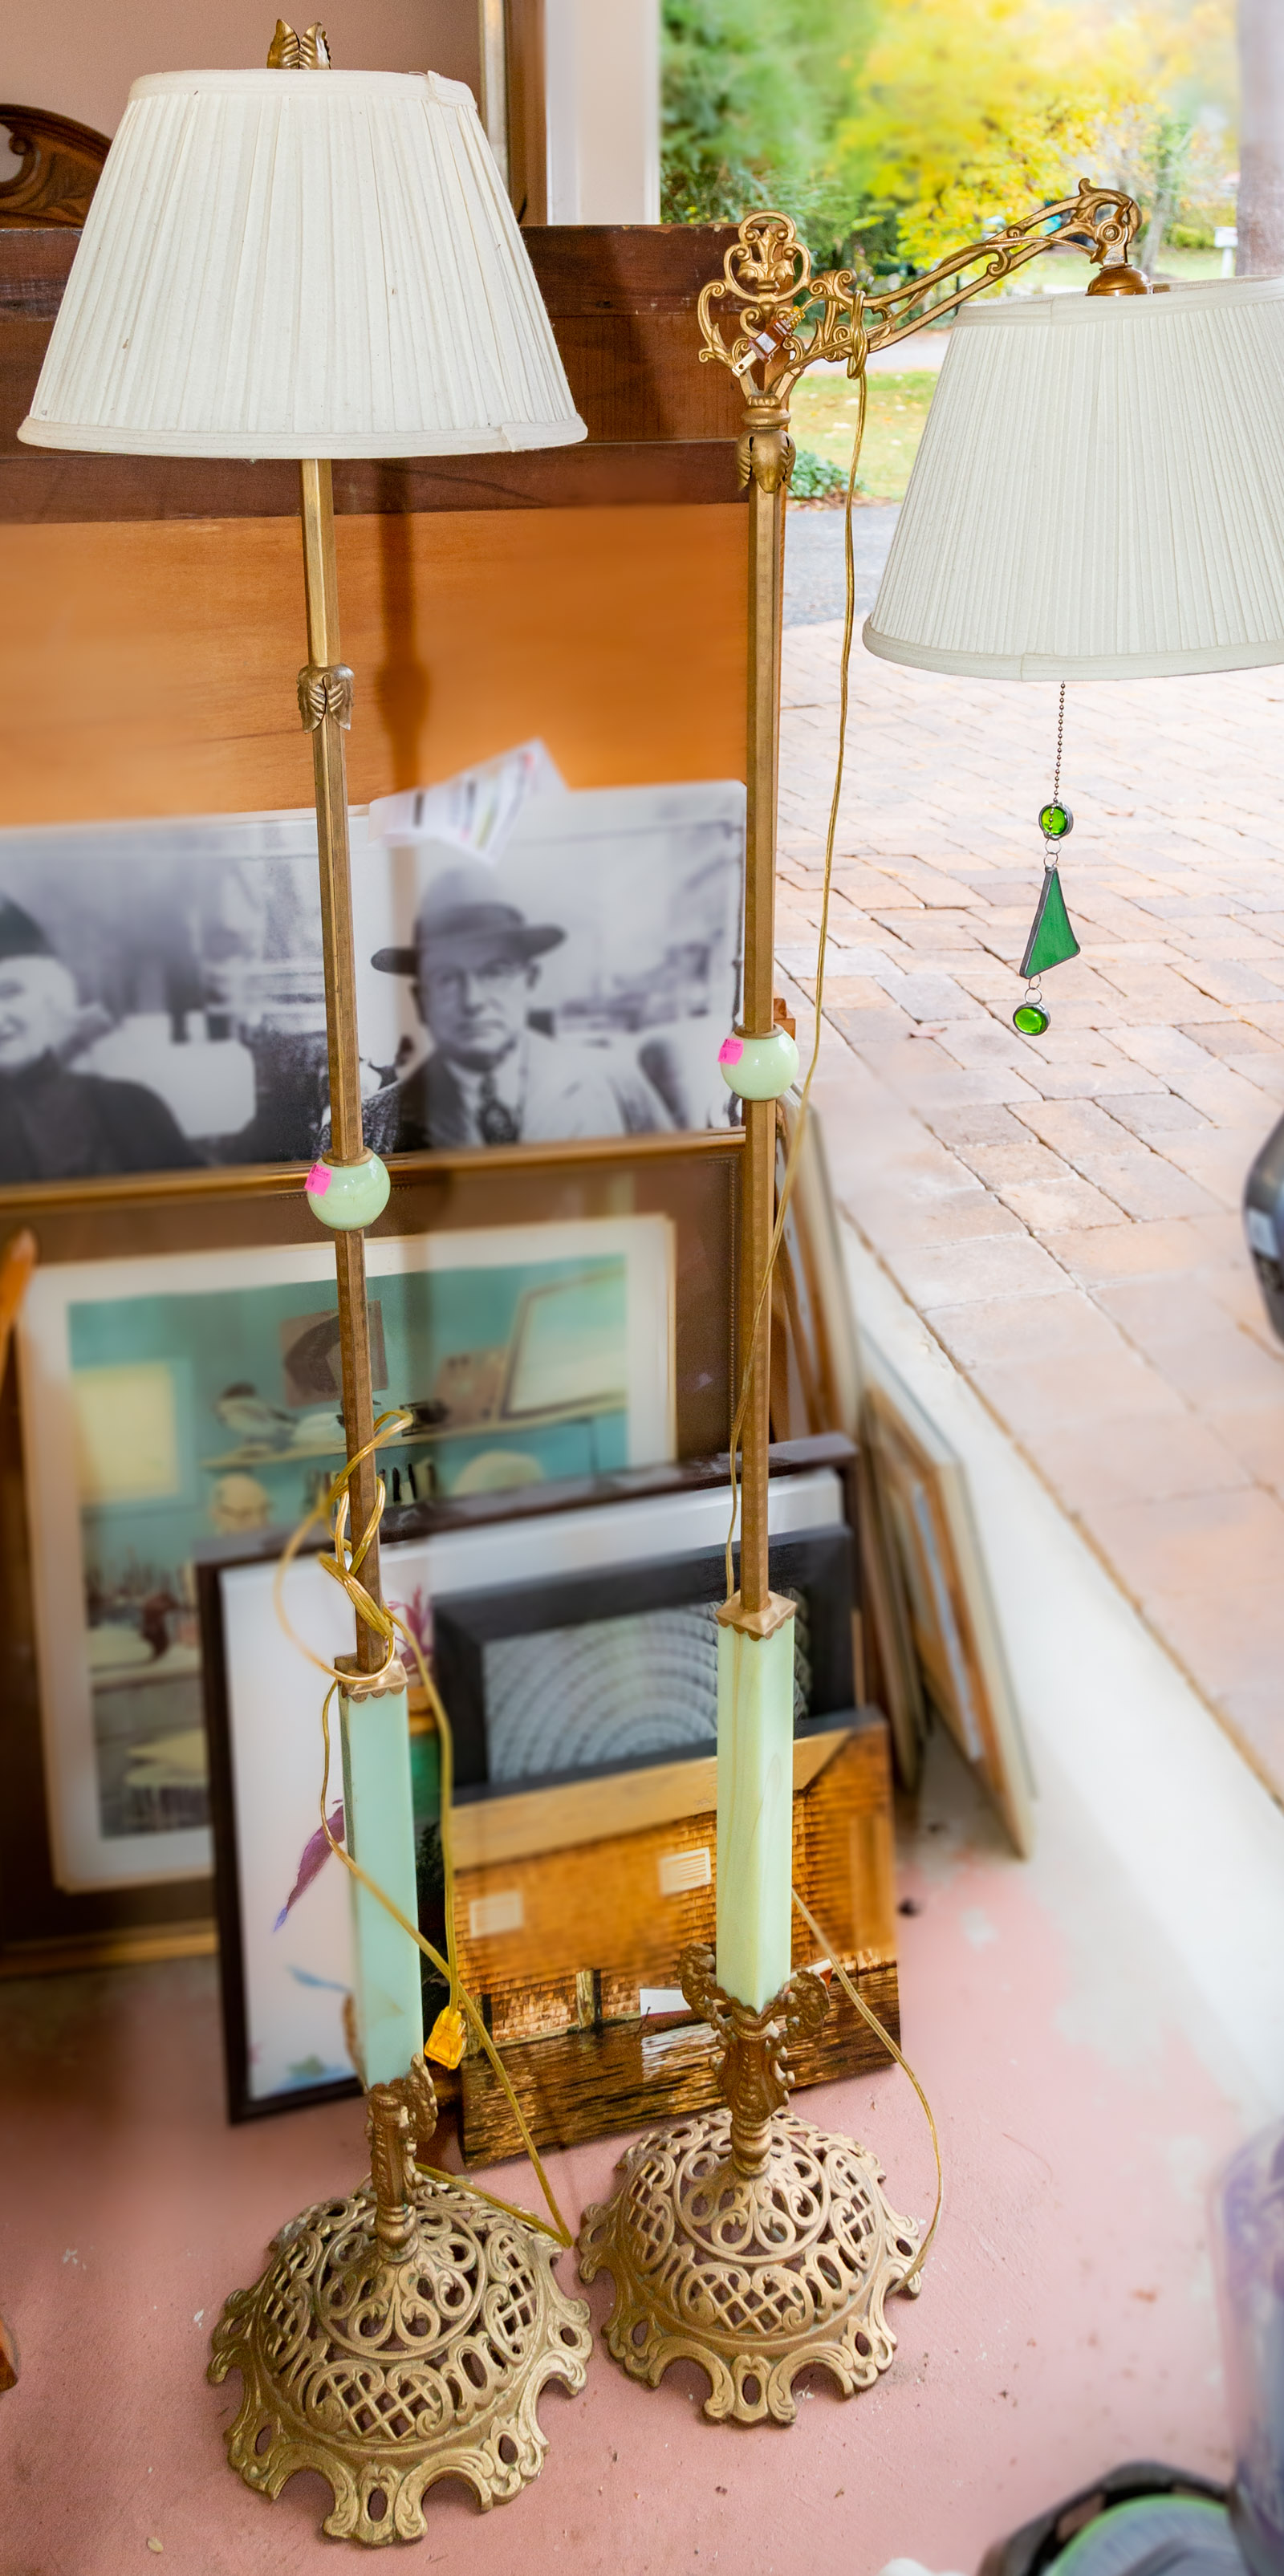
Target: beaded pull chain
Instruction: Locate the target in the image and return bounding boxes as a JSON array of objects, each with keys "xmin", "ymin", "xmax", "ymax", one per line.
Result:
[{"xmin": 1013, "ymin": 683, "xmax": 1080, "ymax": 1036}]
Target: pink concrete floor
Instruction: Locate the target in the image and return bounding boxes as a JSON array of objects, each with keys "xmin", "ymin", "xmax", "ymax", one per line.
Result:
[
  {"xmin": 1, "ymin": 1734, "xmax": 1245, "ymax": 2574},
  {"xmin": 776, "ymin": 633, "xmax": 1284, "ymax": 1810}
]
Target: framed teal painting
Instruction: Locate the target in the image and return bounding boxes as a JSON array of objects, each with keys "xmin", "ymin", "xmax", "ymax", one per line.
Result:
[{"xmin": 18, "ymin": 1214, "xmax": 675, "ymax": 1891}]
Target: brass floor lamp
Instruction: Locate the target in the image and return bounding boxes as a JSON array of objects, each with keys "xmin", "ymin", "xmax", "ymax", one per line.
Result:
[
  {"xmin": 580, "ymin": 187, "xmax": 1284, "ymax": 2415},
  {"xmin": 18, "ymin": 35, "xmax": 595, "ymax": 2545}
]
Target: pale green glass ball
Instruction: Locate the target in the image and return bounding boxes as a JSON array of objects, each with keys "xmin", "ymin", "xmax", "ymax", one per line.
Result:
[
  {"xmin": 718, "ymin": 1027, "xmax": 801, "ymax": 1101},
  {"xmin": 305, "ymin": 1152, "xmax": 392, "ymax": 1231}
]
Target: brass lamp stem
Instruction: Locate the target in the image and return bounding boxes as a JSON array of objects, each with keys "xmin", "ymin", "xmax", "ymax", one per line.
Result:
[
  {"xmin": 299, "ymin": 456, "xmax": 384, "ymax": 1668},
  {"xmin": 737, "ymin": 412, "xmax": 790, "ymax": 1617}
]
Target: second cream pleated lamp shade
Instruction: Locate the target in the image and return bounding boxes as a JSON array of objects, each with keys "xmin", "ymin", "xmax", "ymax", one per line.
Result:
[
  {"xmin": 864, "ymin": 276, "xmax": 1284, "ymax": 681},
  {"xmin": 18, "ymin": 68, "xmax": 586, "ymax": 459}
]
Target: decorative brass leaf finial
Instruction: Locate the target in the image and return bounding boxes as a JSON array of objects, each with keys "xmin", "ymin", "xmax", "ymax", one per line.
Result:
[
  {"xmin": 366, "ymin": 2060, "xmax": 441, "ymax": 2257},
  {"xmin": 298, "ymin": 661, "xmax": 354, "ymax": 731},
  {"xmin": 679, "ymin": 1942, "xmax": 827, "ymax": 2175},
  {"xmin": 266, "ymin": 19, "xmax": 331, "ymax": 67}
]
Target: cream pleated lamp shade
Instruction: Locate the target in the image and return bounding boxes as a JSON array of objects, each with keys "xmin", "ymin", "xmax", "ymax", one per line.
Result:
[
  {"xmin": 18, "ymin": 68, "xmax": 586, "ymax": 460},
  {"xmin": 864, "ymin": 276, "xmax": 1284, "ymax": 681}
]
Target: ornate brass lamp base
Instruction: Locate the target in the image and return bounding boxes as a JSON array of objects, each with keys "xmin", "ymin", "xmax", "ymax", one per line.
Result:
[
  {"xmin": 578, "ymin": 1948, "xmax": 922, "ymax": 2425},
  {"xmin": 210, "ymin": 2059, "xmax": 591, "ymax": 2546}
]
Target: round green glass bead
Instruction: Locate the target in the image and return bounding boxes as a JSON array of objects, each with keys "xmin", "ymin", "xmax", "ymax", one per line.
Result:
[
  {"xmin": 1013, "ymin": 1001, "xmax": 1050, "ymax": 1036},
  {"xmin": 718, "ymin": 1025, "xmax": 800, "ymax": 1101},
  {"xmin": 1038, "ymin": 799, "xmax": 1073, "ymax": 839},
  {"xmin": 305, "ymin": 1150, "xmax": 391, "ymax": 1231}
]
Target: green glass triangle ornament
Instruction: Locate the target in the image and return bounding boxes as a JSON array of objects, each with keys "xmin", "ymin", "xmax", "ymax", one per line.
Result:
[{"xmin": 1019, "ymin": 866, "xmax": 1080, "ymax": 981}]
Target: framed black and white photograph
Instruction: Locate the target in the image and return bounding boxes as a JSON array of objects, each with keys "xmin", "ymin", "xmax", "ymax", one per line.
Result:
[
  {"xmin": 360, "ymin": 774, "xmax": 745, "ymax": 1154},
  {"xmin": 0, "ymin": 760, "xmax": 744, "ymax": 1182},
  {"xmin": 200, "ymin": 1456, "xmax": 850, "ymax": 2119}
]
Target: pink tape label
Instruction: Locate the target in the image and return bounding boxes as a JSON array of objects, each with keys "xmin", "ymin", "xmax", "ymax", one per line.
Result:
[
  {"xmin": 306, "ymin": 1162, "xmax": 331, "ymax": 1196},
  {"xmin": 718, "ymin": 1036, "xmax": 743, "ymax": 1065}
]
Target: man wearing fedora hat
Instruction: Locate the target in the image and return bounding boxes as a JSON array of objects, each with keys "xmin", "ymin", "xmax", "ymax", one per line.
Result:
[{"xmin": 368, "ymin": 863, "xmax": 671, "ymax": 1152}]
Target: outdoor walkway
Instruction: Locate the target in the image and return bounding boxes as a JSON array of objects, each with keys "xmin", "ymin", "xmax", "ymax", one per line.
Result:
[{"xmin": 776, "ymin": 564, "xmax": 1284, "ymax": 1806}]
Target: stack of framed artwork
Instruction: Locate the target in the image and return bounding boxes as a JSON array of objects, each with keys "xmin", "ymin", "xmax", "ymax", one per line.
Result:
[
  {"xmin": 0, "ymin": 771, "xmax": 902, "ymax": 2147},
  {"xmin": 201, "ymin": 1437, "xmax": 898, "ymax": 2151},
  {"xmin": 0, "ymin": 762, "xmax": 905, "ymax": 2162},
  {"xmin": 0, "ymin": 1071, "xmax": 742, "ymax": 1966}
]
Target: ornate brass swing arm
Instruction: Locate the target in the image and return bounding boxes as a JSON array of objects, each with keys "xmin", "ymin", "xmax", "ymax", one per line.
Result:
[
  {"xmin": 699, "ymin": 176, "xmax": 1137, "ymax": 1629},
  {"xmin": 697, "ymin": 178, "xmax": 1142, "ymax": 426}
]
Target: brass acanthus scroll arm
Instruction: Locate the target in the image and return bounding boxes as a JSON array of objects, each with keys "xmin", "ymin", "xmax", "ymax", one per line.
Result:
[{"xmin": 697, "ymin": 178, "xmax": 1143, "ymax": 407}]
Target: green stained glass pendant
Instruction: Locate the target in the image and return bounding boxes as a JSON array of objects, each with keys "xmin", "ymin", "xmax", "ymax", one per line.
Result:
[
  {"xmin": 1019, "ymin": 863, "xmax": 1080, "ymax": 980},
  {"xmin": 1012, "ymin": 685, "xmax": 1079, "ymax": 1038}
]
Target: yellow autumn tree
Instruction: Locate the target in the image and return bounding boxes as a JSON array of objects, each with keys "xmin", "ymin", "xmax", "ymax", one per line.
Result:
[{"xmin": 832, "ymin": 0, "xmax": 1233, "ymax": 272}]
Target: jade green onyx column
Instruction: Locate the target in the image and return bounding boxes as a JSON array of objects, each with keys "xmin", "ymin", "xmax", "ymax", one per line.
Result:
[
  {"xmin": 339, "ymin": 1672, "xmax": 425, "ymax": 2087},
  {"xmin": 715, "ymin": 1611, "xmax": 796, "ymax": 2011}
]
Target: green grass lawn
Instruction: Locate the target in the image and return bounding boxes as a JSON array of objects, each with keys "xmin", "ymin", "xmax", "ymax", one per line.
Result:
[{"xmin": 792, "ymin": 370, "xmax": 938, "ymax": 504}]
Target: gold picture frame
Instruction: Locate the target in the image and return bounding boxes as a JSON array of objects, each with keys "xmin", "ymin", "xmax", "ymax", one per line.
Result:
[{"xmin": 863, "ymin": 1347, "xmax": 1034, "ymax": 1857}]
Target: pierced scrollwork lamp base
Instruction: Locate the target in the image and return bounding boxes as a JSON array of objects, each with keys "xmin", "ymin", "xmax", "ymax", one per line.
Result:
[
  {"xmin": 578, "ymin": 1946, "xmax": 922, "ymax": 2426},
  {"xmin": 210, "ymin": 2058, "xmax": 591, "ymax": 2546}
]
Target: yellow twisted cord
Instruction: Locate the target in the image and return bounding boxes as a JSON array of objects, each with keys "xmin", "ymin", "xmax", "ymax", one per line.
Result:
[
  {"xmin": 271, "ymin": 1410, "xmax": 405, "ymax": 1688},
  {"xmin": 274, "ymin": 1416, "xmax": 571, "ymax": 2248},
  {"xmin": 726, "ymin": 369, "xmax": 867, "ymax": 1605},
  {"xmin": 792, "ymin": 1884, "xmax": 942, "ymax": 2284}
]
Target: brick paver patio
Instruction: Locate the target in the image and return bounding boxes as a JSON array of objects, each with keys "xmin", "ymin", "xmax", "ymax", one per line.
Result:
[{"xmin": 777, "ymin": 614, "xmax": 1284, "ymax": 1806}]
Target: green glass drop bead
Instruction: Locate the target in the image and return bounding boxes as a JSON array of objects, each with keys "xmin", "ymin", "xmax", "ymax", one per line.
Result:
[
  {"xmin": 1038, "ymin": 800, "xmax": 1073, "ymax": 839},
  {"xmin": 1020, "ymin": 866, "xmax": 1080, "ymax": 980},
  {"xmin": 1014, "ymin": 1001, "xmax": 1050, "ymax": 1036}
]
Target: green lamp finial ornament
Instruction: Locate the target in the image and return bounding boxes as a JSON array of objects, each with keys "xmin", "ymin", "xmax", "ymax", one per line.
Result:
[{"xmin": 1014, "ymin": 683, "xmax": 1079, "ymax": 1037}]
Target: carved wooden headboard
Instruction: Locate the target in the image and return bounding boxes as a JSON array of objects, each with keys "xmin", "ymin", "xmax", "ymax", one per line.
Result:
[{"xmin": 0, "ymin": 105, "xmax": 110, "ymax": 229}]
